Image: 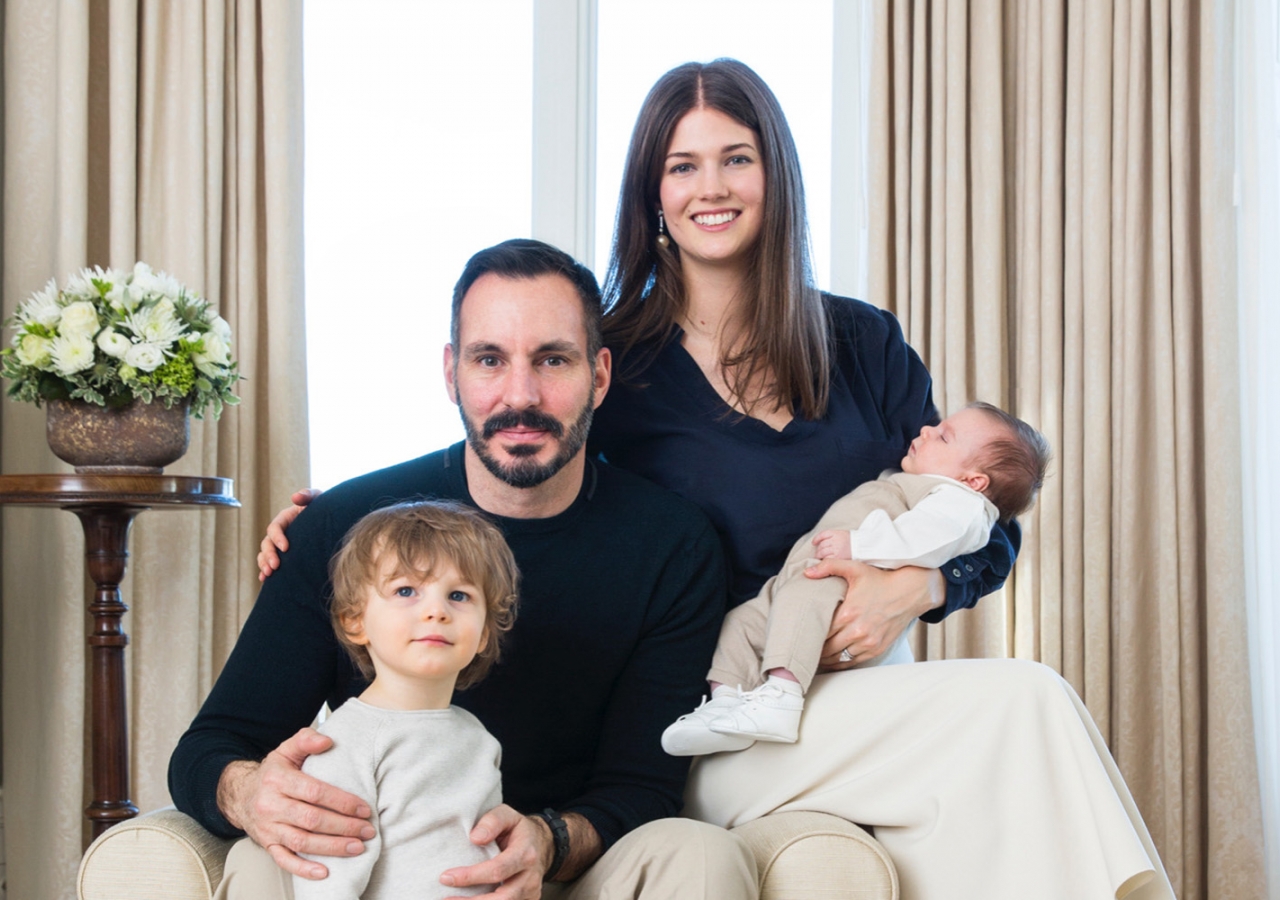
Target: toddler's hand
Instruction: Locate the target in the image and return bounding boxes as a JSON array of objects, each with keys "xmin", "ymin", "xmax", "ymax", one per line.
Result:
[{"xmin": 813, "ymin": 529, "xmax": 852, "ymax": 560}]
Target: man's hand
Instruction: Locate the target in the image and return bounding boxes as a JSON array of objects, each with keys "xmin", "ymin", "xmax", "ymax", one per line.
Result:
[
  {"xmin": 257, "ymin": 489, "xmax": 322, "ymax": 581},
  {"xmin": 439, "ymin": 805, "xmax": 550, "ymax": 900},
  {"xmin": 806, "ymin": 560, "xmax": 944, "ymax": 668},
  {"xmin": 440, "ymin": 806, "xmax": 603, "ymax": 899},
  {"xmin": 217, "ymin": 727, "xmax": 374, "ymax": 880}
]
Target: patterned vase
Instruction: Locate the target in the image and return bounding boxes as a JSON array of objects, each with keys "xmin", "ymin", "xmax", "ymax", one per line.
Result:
[{"xmin": 45, "ymin": 398, "xmax": 191, "ymax": 474}]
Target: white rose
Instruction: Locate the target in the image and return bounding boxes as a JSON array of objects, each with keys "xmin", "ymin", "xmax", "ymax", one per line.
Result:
[
  {"xmin": 59, "ymin": 301, "xmax": 101, "ymax": 338},
  {"xmin": 124, "ymin": 342, "xmax": 166, "ymax": 372},
  {"xmin": 192, "ymin": 331, "xmax": 230, "ymax": 377},
  {"xmin": 210, "ymin": 315, "xmax": 232, "ymax": 341},
  {"xmin": 15, "ymin": 333, "xmax": 53, "ymax": 367},
  {"xmin": 203, "ymin": 332, "xmax": 230, "ymax": 364},
  {"xmin": 192, "ymin": 354, "xmax": 221, "ymax": 377},
  {"xmin": 96, "ymin": 329, "xmax": 133, "ymax": 359},
  {"xmin": 50, "ymin": 334, "xmax": 96, "ymax": 376}
]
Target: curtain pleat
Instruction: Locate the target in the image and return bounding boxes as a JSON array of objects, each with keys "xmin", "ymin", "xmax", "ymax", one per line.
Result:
[
  {"xmin": 870, "ymin": 2, "xmax": 1265, "ymax": 897},
  {"xmin": 1, "ymin": 2, "xmax": 308, "ymax": 897}
]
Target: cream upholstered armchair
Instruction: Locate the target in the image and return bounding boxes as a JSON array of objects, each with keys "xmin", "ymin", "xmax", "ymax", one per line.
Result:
[{"xmin": 77, "ymin": 807, "xmax": 898, "ymax": 899}]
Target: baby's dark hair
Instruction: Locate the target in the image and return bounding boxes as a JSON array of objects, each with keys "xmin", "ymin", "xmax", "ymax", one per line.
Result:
[
  {"xmin": 328, "ymin": 500, "xmax": 519, "ymax": 689},
  {"xmin": 966, "ymin": 402, "xmax": 1052, "ymax": 522}
]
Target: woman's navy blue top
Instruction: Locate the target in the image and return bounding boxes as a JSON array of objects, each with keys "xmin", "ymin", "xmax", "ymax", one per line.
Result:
[{"xmin": 590, "ymin": 293, "xmax": 1018, "ymax": 618}]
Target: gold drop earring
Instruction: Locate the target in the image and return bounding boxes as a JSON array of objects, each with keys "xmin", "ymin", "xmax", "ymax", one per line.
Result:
[{"xmin": 656, "ymin": 209, "xmax": 670, "ymax": 249}]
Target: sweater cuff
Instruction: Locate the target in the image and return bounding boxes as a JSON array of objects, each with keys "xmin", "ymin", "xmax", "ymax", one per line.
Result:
[
  {"xmin": 173, "ymin": 750, "xmax": 249, "ymax": 839},
  {"xmin": 922, "ymin": 558, "xmax": 987, "ymax": 623}
]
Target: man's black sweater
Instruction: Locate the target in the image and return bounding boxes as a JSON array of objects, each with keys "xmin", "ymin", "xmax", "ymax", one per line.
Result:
[{"xmin": 168, "ymin": 442, "xmax": 728, "ymax": 851}]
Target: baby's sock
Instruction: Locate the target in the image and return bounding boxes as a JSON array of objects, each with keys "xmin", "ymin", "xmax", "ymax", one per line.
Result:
[{"xmin": 764, "ymin": 673, "xmax": 804, "ymax": 695}]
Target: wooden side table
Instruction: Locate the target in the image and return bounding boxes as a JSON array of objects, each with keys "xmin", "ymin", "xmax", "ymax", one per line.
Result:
[{"xmin": 0, "ymin": 474, "xmax": 239, "ymax": 840}]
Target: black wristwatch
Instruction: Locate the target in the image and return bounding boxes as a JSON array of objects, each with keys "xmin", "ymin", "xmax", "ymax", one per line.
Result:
[{"xmin": 535, "ymin": 808, "xmax": 570, "ymax": 881}]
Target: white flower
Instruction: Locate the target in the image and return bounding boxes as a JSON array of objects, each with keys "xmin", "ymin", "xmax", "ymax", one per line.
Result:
[
  {"xmin": 62, "ymin": 268, "xmax": 96, "ymax": 298},
  {"xmin": 50, "ymin": 334, "xmax": 96, "ymax": 376},
  {"xmin": 96, "ymin": 329, "xmax": 132, "ymax": 359},
  {"xmin": 129, "ymin": 262, "xmax": 183, "ymax": 301},
  {"xmin": 4, "ymin": 261, "xmax": 238, "ymax": 419},
  {"xmin": 124, "ymin": 342, "xmax": 167, "ymax": 372},
  {"xmin": 155, "ymin": 270, "xmax": 184, "ymax": 299},
  {"xmin": 209, "ymin": 315, "xmax": 232, "ymax": 341},
  {"xmin": 192, "ymin": 331, "xmax": 231, "ymax": 376},
  {"xmin": 59, "ymin": 301, "xmax": 101, "ymax": 338},
  {"xmin": 126, "ymin": 300, "xmax": 187, "ymax": 347},
  {"xmin": 20, "ymin": 279, "xmax": 62, "ymax": 327},
  {"xmin": 128, "ymin": 262, "xmax": 160, "ymax": 296},
  {"xmin": 106, "ymin": 281, "xmax": 138, "ymax": 312},
  {"xmin": 16, "ymin": 333, "xmax": 53, "ymax": 368}
]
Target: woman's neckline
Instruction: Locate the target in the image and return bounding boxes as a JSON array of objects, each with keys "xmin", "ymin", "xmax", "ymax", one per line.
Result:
[{"xmin": 667, "ymin": 324, "xmax": 808, "ymax": 439}]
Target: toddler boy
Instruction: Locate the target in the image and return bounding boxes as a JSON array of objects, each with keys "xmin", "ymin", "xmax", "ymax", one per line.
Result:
[{"xmin": 294, "ymin": 500, "xmax": 519, "ymax": 899}]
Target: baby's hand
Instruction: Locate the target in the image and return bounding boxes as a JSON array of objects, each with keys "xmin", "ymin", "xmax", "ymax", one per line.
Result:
[{"xmin": 813, "ymin": 530, "xmax": 852, "ymax": 560}]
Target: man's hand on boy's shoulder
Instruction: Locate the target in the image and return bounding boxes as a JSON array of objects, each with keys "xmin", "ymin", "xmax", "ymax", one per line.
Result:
[{"xmin": 217, "ymin": 727, "xmax": 375, "ymax": 880}]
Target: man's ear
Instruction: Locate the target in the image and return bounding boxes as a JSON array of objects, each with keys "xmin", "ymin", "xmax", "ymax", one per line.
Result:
[
  {"xmin": 961, "ymin": 471, "xmax": 990, "ymax": 495},
  {"xmin": 444, "ymin": 343, "xmax": 458, "ymax": 404},
  {"xmin": 592, "ymin": 346, "xmax": 612, "ymax": 409}
]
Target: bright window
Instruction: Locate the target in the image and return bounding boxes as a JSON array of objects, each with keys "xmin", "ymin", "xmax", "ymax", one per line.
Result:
[
  {"xmin": 305, "ymin": 1, "xmax": 837, "ymax": 488},
  {"xmin": 304, "ymin": 0, "xmax": 533, "ymax": 488}
]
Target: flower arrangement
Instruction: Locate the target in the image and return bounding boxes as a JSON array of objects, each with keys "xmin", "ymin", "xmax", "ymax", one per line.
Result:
[{"xmin": 2, "ymin": 262, "xmax": 240, "ymax": 419}]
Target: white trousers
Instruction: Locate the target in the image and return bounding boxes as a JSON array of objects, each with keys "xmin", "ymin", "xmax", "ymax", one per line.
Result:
[{"xmin": 685, "ymin": 658, "xmax": 1175, "ymax": 900}]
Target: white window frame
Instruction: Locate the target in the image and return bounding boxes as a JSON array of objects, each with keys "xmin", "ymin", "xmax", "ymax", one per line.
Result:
[{"xmin": 532, "ymin": 0, "xmax": 598, "ymax": 262}]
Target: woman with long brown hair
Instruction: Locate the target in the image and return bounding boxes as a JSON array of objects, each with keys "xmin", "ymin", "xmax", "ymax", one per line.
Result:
[{"xmin": 588, "ymin": 59, "xmax": 1172, "ymax": 900}]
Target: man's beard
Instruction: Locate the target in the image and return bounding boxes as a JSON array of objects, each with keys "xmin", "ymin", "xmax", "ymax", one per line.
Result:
[{"xmin": 462, "ymin": 402, "xmax": 594, "ymax": 489}]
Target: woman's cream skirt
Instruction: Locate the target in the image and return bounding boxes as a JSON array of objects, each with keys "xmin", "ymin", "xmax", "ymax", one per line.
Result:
[{"xmin": 684, "ymin": 659, "xmax": 1175, "ymax": 900}]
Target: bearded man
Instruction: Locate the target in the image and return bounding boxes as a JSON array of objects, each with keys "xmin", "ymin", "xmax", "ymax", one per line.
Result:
[{"xmin": 169, "ymin": 239, "xmax": 756, "ymax": 900}]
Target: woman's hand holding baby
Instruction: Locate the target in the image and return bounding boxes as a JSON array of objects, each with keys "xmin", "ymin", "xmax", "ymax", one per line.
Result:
[{"xmin": 808, "ymin": 562, "xmax": 944, "ymax": 668}]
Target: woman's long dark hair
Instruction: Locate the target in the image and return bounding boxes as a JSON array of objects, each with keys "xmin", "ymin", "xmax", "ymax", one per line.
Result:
[{"xmin": 601, "ymin": 58, "xmax": 831, "ymax": 420}]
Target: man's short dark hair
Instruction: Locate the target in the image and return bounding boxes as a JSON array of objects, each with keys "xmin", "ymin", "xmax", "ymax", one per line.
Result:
[{"xmin": 451, "ymin": 239, "xmax": 604, "ymax": 358}]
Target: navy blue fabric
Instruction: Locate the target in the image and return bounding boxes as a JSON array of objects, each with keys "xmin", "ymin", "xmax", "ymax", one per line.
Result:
[
  {"xmin": 591, "ymin": 294, "xmax": 1018, "ymax": 619},
  {"xmin": 168, "ymin": 443, "xmax": 727, "ymax": 850}
]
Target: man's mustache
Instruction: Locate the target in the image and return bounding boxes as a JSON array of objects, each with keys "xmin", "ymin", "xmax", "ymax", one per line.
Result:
[{"xmin": 482, "ymin": 409, "xmax": 565, "ymax": 440}]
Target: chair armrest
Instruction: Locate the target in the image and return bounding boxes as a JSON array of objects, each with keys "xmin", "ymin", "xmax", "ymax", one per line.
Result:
[
  {"xmin": 731, "ymin": 811, "xmax": 899, "ymax": 900},
  {"xmin": 76, "ymin": 806, "xmax": 898, "ymax": 900},
  {"xmin": 78, "ymin": 807, "xmax": 235, "ymax": 900}
]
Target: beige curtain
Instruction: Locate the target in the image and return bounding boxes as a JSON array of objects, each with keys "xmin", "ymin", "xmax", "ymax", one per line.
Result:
[
  {"xmin": 0, "ymin": 1, "xmax": 308, "ymax": 897},
  {"xmin": 871, "ymin": 1, "xmax": 1264, "ymax": 898}
]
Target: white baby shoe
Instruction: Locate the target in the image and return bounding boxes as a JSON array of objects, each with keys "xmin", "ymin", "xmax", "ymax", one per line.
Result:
[
  {"xmin": 661, "ymin": 689, "xmax": 756, "ymax": 756},
  {"xmin": 708, "ymin": 678, "xmax": 804, "ymax": 743}
]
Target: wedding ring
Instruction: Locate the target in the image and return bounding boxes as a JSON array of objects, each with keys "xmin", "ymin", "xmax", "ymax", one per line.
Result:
[{"xmin": 839, "ymin": 648, "xmax": 854, "ymax": 663}]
